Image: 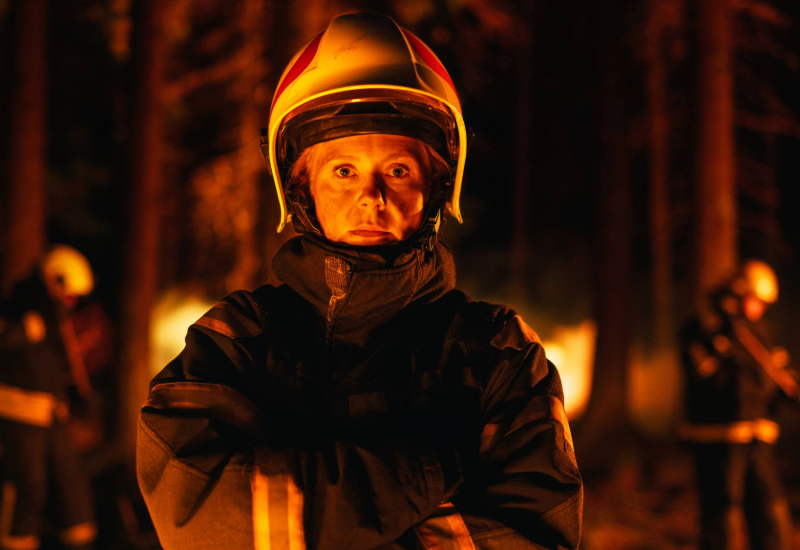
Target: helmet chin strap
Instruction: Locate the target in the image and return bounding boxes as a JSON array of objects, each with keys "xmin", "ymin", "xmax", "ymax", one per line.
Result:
[{"xmin": 408, "ymin": 185, "xmax": 448, "ymax": 252}]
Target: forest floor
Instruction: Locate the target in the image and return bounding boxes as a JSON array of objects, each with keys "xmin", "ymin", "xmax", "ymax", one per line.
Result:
[
  {"xmin": 37, "ymin": 433, "xmax": 800, "ymax": 549},
  {"xmin": 580, "ymin": 443, "xmax": 800, "ymax": 550}
]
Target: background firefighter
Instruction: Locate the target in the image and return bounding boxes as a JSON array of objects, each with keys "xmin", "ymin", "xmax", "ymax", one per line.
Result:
[
  {"xmin": 0, "ymin": 245, "xmax": 98, "ymax": 550},
  {"xmin": 137, "ymin": 12, "xmax": 583, "ymax": 550},
  {"xmin": 679, "ymin": 260, "xmax": 797, "ymax": 550}
]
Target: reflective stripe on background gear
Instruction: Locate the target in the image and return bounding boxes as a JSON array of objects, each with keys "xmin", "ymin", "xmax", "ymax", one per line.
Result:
[
  {"xmin": 0, "ymin": 384, "xmax": 56, "ymax": 427},
  {"xmin": 678, "ymin": 419, "xmax": 780, "ymax": 444},
  {"xmin": 0, "ymin": 534, "xmax": 40, "ymax": 550}
]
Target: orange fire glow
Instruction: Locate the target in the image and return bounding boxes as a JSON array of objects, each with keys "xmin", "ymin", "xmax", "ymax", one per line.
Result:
[
  {"xmin": 542, "ymin": 320, "xmax": 597, "ymax": 420},
  {"xmin": 150, "ymin": 290, "xmax": 215, "ymax": 376},
  {"xmin": 628, "ymin": 346, "xmax": 682, "ymax": 436}
]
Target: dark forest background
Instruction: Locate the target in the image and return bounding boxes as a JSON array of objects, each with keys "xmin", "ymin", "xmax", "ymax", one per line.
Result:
[{"xmin": 1, "ymin": 0, "xmax": 800, "ymax": 548}]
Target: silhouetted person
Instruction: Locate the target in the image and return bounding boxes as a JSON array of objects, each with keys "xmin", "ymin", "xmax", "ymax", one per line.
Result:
[
  {"xmin": 679, "ymin": 260, "xmax": 795, "ymax": 550},
  {"xmin": 0, "ymin": 245, "xmax": 97, "ymax": 550}
]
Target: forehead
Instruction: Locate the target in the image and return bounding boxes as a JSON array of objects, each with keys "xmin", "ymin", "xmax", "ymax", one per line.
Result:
[{"xmin": 314, "ymin": 134, "xmax": 427, "ymax": 163}]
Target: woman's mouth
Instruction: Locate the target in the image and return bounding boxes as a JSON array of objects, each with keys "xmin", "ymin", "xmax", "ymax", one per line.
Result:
[{"xmin": 350, "ymin": 226, "xmax": 394, "ymax": 240}]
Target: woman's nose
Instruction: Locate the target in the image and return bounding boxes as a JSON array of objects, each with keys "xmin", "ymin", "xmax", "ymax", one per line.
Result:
[{"xmin": 359, "ymin": 175, "xmax": 386, "ymax": 209}]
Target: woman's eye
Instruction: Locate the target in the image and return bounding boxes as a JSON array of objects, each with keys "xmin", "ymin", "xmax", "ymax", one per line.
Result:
[
  {"xmin": 389, "ymin": 166, "xmax": 408, "ymax": 178},
  {"xmin": 335, "ymin": 166, "xmax": 352, "ymax": 177}
]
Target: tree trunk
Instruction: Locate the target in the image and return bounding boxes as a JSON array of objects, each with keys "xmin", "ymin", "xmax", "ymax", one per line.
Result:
[
  {"xmin": 574, "ymin": 3, "xmax": 633, "ymax": 457},
  {"xmin": 3, "ymin": 0, "xmax": 47, "ymax": 293},
  {"xmin": 119, "ymin": 0, "xmax": 166, "ymax": 456},
  {"xmin": 646, "ymin": 0, "xmax": 673, "ymax": 351},
  {"xmin": 228, "ymin": 0, "xmax": 269, "ymax": 292},
  {"xmin": 586, "ymin": 94, "xmax": 632, "ymax": 432},
  {"xmin": 694, "ymin": 0, "xmax": 737, "ymax": 304},
  {"xmin": 262, "ymin": 0, "xmax": 321, "ymax": 283},
  {"xmin": 509, "ymin": 5, "xmax": 533, "ymax": 304}
]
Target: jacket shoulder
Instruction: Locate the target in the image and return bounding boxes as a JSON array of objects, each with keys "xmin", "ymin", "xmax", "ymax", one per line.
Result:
[
  {"xmin": 150, "ymin": 285, "xmax": 297, "ymax": 389},
  {"xmin": 448, "ymin": 292, "xmax": 540, "ymax": 352},
  {"xmin": 192, "ymin": 284, "xmax": 296, "ymax": 340}
]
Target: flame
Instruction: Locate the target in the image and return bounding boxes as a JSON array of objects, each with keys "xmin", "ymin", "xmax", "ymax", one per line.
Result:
[
  {"xmin": 542, "ymin": 320, "xmax": 597, "ymax": 420},
  {"xmin": 150, "ymin": 291, "xmax": 215, "ymax": 376}
]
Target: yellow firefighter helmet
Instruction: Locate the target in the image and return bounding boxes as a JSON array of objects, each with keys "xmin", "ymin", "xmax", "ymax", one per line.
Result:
[
  {"xmin": 40, "ymin": 245, "xmax": 94, "ymax": 297},
  {"xmin": 731, "ymin": 259, "xmax": 778, "ymax": 304},
  {"xmin": 262, "ymin": 12, "xmax": 468, "ymax": 234}
]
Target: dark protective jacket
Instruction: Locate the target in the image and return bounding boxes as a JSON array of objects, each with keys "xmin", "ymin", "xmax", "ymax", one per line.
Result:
[
  {"xmin": 137, "ymin": 236, "xmax": 583, "ymax": 550},
  {"xmin": 0, "ymin": 275, "xmax": 73, "ymax": 398},
  {"xmin": 681, "ymin": 306, "xmax": 777, "ymax": 425},
  {"xmin": 0, "ymin": 275, "xmax": 98, "ymax": 548},
  {"xmin": 679, "ymin": 297, "xmax": 789, "ymax": 444}
]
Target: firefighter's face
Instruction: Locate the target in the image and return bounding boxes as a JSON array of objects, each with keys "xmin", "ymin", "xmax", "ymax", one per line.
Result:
[
  {"xmin": 44, "ymin": 275, "xmax": 78, "ymax": 309},
  {"xmin": 309, "ymin": 134, "xmax": 430, "ymax": 245}
]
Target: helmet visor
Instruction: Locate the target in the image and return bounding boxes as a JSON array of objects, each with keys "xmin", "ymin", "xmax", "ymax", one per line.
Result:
[{"xmin": 276, "ymin": 91, "xmax": 458, "ymax": 179}]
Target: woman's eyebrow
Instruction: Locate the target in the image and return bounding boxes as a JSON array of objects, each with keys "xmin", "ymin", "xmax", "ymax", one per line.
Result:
[
  {"xmin": 382, "ymin": 152, "xmax": 419, "ymax": 163},
  {"xmin": 321, "ymin": 154, "xmax": 359, "ymax": 163}
]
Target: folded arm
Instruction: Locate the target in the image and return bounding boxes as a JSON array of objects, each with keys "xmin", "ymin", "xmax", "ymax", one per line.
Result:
[
  {"xmin": 137, "ymin": 293, "xmax": 460, "ymax": 550},
  {"xmin": 418, "ymin": 315, "xmax": 583, "ymax": 550},
  {"xmin": 138, "ymin": 386, "xmax": 458, "ymax": 550}
]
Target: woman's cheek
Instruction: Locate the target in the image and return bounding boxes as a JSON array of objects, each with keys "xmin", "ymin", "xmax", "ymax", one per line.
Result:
[
  {"xmin": 399, "ymin": 191, "xmax": 425, "ymax": 216},
  {"xmin": 393, "ymin": 193, "xmax": 424, "ymax": 232}
]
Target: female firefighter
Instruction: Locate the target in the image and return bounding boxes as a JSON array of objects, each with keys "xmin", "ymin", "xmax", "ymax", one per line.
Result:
[{"xmin": 137, "ymin": 13, "xmax": 582, "ymax": 550}]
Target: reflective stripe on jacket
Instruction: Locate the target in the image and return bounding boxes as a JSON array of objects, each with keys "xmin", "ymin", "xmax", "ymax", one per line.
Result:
[
  {"xmin": 0, "ymin": 383, "xmax": 57, "ymax": 427},
  {"xmin": 678, "ymin": 419, "xmax": 780, "ymax": 444}
]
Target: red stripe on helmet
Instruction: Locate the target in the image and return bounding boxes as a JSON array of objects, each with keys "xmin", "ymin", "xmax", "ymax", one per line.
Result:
[
  {"xmin": 401, "ymin": 29, "xmax": 456, "ymax": 94},
  {"xmin": 270, "ymin": 32, "xmax": 325, "ymax": 115}
]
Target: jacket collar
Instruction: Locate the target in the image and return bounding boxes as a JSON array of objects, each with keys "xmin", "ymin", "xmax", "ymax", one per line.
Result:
[{"xmin": 272, "ymin": 234, "xmax": 455, "ymax": 348}]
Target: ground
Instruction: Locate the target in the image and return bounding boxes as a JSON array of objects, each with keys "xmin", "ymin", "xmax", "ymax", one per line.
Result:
[{"xmin": 581, "ymin": 442, "xmax": 800, "ymax": 550}]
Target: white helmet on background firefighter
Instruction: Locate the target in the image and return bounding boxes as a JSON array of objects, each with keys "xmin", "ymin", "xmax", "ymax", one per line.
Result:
[
  {"xmin": 713, "ymin": 259, "xmax": 778, "ymax": 323},
  {"xmin": 730, "ymin": 259, "xmax": 778, "ymax": 304},
  {"xmin": 39, "ymin": 245, "xmax": 94, "ymax": 308},
  {"xmin": 262, "ymin": 12, "xmax": 468, "ymax": 244}
]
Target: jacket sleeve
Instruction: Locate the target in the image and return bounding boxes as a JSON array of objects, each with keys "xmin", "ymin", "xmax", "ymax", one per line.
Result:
[
  {"xmin": 0, "ymin": 316, "xmax": 28, "ymax": 349},
  {"xmin": 431, "ymin": 314, "xmax": 583, "ymax": 550},
  {"xmin": 137, "ymin": 295, "xmax": 459, "ymax": 550},
  {"xmin": 0, "ymin": 295, "xmax": 42, "ymax": 349}
]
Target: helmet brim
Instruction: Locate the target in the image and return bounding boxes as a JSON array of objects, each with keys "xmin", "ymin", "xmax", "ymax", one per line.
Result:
[{"xmin": 266, "ymin": 85, "xmax": 467, "ymax": 232}]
